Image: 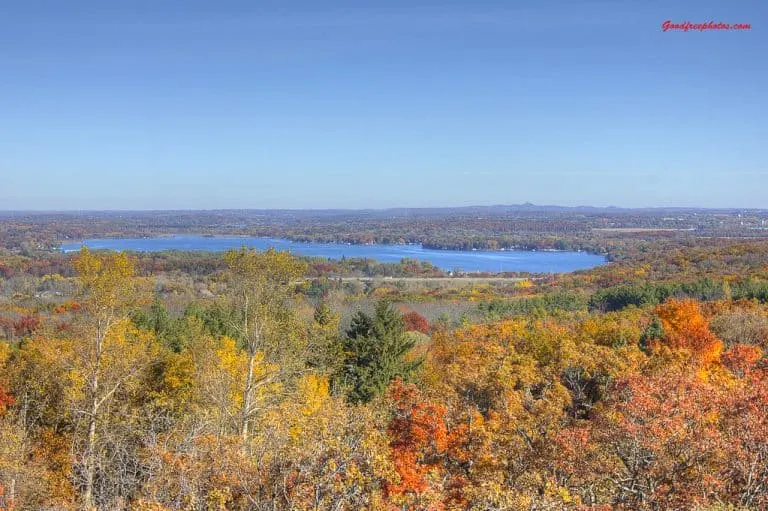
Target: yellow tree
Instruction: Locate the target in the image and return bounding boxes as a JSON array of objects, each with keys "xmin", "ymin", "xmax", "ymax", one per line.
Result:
[
  {"xmin": 247, "ymin": 373, "xmax": 393, "ymax": 510},
  {"xmin": 194, "ymin": 335, "xmax": 281, "ymax": 438},
  {"xmin": 224, "ymin": 247, "xmax": 307, "ymax": 444},
  {"xmin": 71, "ymin": 248, "xmax": 152, "ymax": 510},
  {"xmin": 2, "ymin": 332, "xmax": 79, "ymax": 509},
  {"xmin": 0, "ymin": 342, "xmax": 25, "ymax": 511}
]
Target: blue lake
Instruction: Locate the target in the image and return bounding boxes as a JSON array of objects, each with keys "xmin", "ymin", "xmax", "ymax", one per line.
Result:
[{"xmin": 60, "ymin": 236, "xmax": 606, "ymax": 273}]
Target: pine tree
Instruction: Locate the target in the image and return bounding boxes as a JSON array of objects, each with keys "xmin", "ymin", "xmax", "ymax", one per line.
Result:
[
  {"xmin": 336, "ymin": 299, "xmax": 422, "ymax": 404},
  {"xmin": 639, "ymin": 316, "xmax": 664, "ymax": 353},
  {"xmin": 307, "ymin": 302, "xmax": 344, "ymax": 375}
]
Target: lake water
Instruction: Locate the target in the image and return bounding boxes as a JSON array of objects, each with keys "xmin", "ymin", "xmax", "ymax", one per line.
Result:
[{"xmin": 60, "ymin": 236, "xmax": 606, "ymax": 273}]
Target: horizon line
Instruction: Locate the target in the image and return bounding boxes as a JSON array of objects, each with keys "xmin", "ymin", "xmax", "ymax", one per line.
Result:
[{"xmin": 1, "ymin": 203, "xmax": 767, "ymax": 214}]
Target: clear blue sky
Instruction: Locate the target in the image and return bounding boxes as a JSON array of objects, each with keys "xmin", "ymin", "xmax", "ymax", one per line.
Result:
[{"xmin": 1, "ymin": 0, "xmax": 765, "ymax": 210}]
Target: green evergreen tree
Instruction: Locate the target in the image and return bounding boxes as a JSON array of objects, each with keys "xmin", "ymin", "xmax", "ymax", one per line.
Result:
[
  {"xmin": 183, "ymin": 301, "xmax": 240, "ymax": 340},
  {"xmin": 639, "ymin": 316, "xmax": 665, "ymax": 353},
  {"xmin": 335, "ymin": 299, "xmax": 422, "ymax": 404},
  {"xmin": 307, "ymin": 301, "xmax": 344, "ymax": 375},
  {"xmin": 132, "ymin": 296, "xmax": 185, "ymax": 351}
]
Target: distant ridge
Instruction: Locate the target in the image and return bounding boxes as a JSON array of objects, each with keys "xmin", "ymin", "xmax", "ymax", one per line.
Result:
[{"xmin": 0, "ymin": 204, "xmax": 765, "ymax": 218}]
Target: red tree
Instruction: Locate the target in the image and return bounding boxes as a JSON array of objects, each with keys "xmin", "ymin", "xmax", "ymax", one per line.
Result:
[
  {"xmin": 403, "ymin": 311, "xmax": 430, "ymax": 334},
  {"xmin": 0, "ymin": 384, "xmax": 13, "ymax": 414},
  {"xmin": 13, "ymin": 314, "xmax": 40, "ymax": 337},
  {"xmin": 385, "ymin": 380, "xmax": 467, "ymax": 508},
  {"xmin": 719, "ymin": 365, "xmax": 768, "ymax": 508}
]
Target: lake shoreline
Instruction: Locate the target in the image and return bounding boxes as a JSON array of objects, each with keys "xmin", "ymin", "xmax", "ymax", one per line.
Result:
[
  {"xmin": 58, "ymin": 233, "xmax": 605, "ymax": 256},
  {"xmin": 60, "ymin": 235, "xmax": 606, "ymax": 274}
]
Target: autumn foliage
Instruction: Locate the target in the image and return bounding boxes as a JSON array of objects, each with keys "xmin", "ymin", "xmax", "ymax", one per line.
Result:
[
  {"xmin": 655, "ymin": 298, "xmax": 724, "ymax": 366},
  {"xmin": 12, "ymin": 314, "xmax": 40, "ymax": 337},
  {"xmin": 402, "ymin": 310, "xmax": 430, "ymax": 334},
  {"xmin": 1, "ymin": 246, "xmax": 768, "ymax": 510},
  {"xmin": 385, "ymin": 380, "xmax": 468, "ymax": 509},
  {"xmin": 0, "ymin": 385, "xmax": 12, "ymax": 414}
]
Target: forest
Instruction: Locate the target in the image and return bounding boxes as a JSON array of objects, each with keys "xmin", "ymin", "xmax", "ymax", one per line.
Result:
[
  {"xmin": 2, "ymin": 0, "xmax": 763, "ymax": 506},
  {"xmin": 2, "ymin": 207, "xmax": 767, "ymax": 256},
  {"xmin": 1, "ymin": 227, "xmax": 768, "ymax": 510}
]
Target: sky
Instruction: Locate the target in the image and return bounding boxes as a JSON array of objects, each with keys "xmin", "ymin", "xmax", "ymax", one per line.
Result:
[{"xmin": 0, "ymin": 0, "xmax": 765, "ymax": 210}]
